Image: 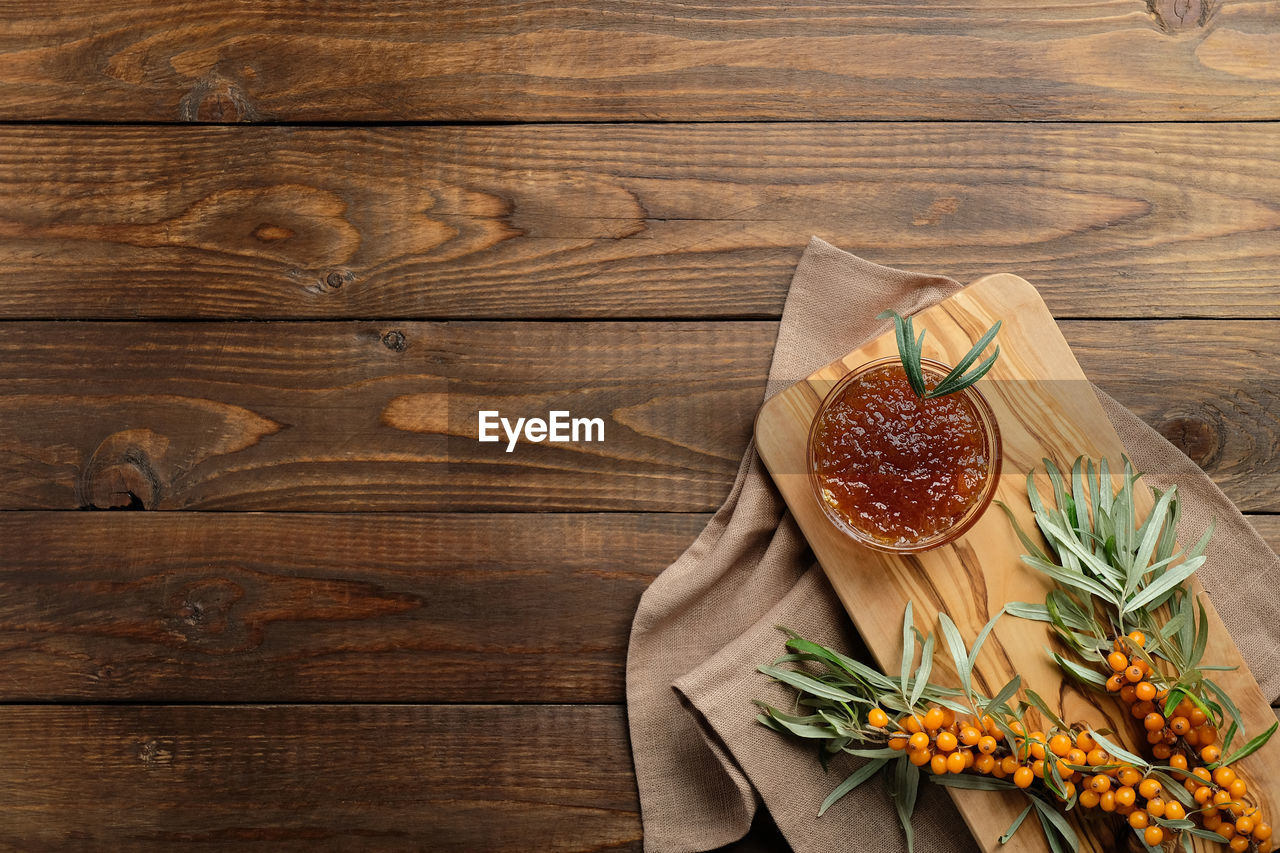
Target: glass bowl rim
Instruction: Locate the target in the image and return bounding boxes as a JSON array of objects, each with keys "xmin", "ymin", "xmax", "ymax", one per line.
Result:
[{"xmin": 806, "ymin": 355, "xmax": 1003, "ymax": 554}]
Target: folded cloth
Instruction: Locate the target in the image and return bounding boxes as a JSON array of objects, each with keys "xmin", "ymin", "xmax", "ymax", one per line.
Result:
[{"xmin": 625, "ymin": 237, "xmax": 1280, "ymax": 853}]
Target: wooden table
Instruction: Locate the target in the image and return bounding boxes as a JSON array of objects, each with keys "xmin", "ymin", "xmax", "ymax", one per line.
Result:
[{"xmin": 1, "ymin": 3, "xmax": 1277, "ymax": 850}]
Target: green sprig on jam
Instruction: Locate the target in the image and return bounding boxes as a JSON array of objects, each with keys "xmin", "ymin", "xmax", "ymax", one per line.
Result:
[{"xmin": 877, "ymin": 310, "xmax": 1001, "ymax": 400}]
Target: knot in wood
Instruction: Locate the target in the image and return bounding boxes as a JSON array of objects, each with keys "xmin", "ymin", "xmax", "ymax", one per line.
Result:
[
  {"xmin": 382, "ymin": 330, "xmax": 407, "ymax": 352},
  {"xmin": 326, "ymin": 271, "xmax": 345, "ymax": 289},
  {"xmin": 1148, "ymin": 0, "xmax": 1211, "ymax": 32},
  {"xmin": 79, "ymin": 429, "xmax": 167, "ymax": 510},
  {"xmin": 1158, "ymin": 414, "xmax": 1221, "ymax": 468}
]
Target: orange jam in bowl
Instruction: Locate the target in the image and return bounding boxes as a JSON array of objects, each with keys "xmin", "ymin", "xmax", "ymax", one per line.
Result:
[{"xmin": 807, "ymin": 356, "xmax": 1002, "ymax": 553}]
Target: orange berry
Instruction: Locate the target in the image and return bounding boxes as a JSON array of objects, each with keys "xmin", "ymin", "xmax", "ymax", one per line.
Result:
[
  {"xmin": 1100, "ymin": 790, "xmax": 1116, "ymax": 812},
  {"xmin": 1146, "ymin": 796, "xmax": 1166, "ymax": 817},
  {"xmin": 1202, "ymin": 725, "xmax": 1220, "ymax": 745},
  {"xmin": 947, "ymin": 751, "xmax": 966, "ymax": 774},
  {"xmin": 963, "ymin": 749, "xmax": 975, "ymax": 769},
  {"xmin": 1230, "ymin": 778, "xmax": 1248, "ymax": 799},
  {"xmin": 1146, "ymin": 729, "xmax": 1165, "ymax": 745},
  {"xmin": 959, "ymin": 726, "xmax": 981, "ymax": 746},
  {"xmin": 1048, "ymin": 733, "xmax": 1072, "ymax": 757},
  {"xmin": 1087, "ymin": 748, "xmax": 1109, "ymax": 766},
  {"xmin": 1144, "ymin": 826, "xmax": 1164, "ymax": 847},
  {"xmin": 910, "ymin": 747, "xmax": 932, "ymax": 766},
  {"xmin": 1152, "ymin": 743, "xmax": 1172, "ymax": 759},
  {"xmin": 1218, "ymin": 824, "xmax": 1238, "ymax": 841},
  {"xmin": 1143, "ymin": 713, "xmax": 1165, "ymax": 732},
  {"xmin": 1215, "ymin": 789, "xmax": 1234, "ymax": 808},
  {"xmin": 1125, "ymin": 665, "xmax": 1144, "ymax": 683},
  {"xmin": 1014, "ymin": 767, "xmax": 1034, "ymax": 789},
  {"xmin": 1135, "ymin": 681, "xmax": 1157, "ymax": 702},
  {"xmin": 1194, "ymin": 786, "xmax": 1213, "ymax": 805},
  {"xmin": 1205, "ymin": 813, "xmax": 1224, "ymax": 831},
  {"xmin": 1079, "ymin": 789, "xmax": 1100, "ymax": 808},
  {"xmin": 1214, "ymin": 766, "xmax": 1237, "ymax": 787},
  {"xmin": 1184, "ymin": 727, "xmax": 1202, "ymax": 747},
  {"xmin": 868, "ymin": 708, "xmax": 890, "ymax": 728},
  {"xmin": 1108, "ymin": 651, "xmax": 1130, "ymax": 672},
  {"xmin": 1075, "ymin": 731, "xmax": 1096, "ymax": 752},
  {"xmin": 1138, "ymin": 778, "xmax": 1162, "ymax": 800},
  {"xmin": 1115, "ymin": 786, "xmax": 1136, "ymax": 808},
  {"xmin": 1256, "ymin": 823, "xmax": 1274, "ymax": 841},
  {"xmin": 975, "ymin": 753, "xmax": 995, "ymax": 774},
  {"xmin": 930, "ymin": 753, "xmax": 948, "ymax": 775},
  {"xmin": 1120, "ymin": 684, "xmax": 1139, "ymax": 704},
  {"xmin": 1132, "ymin": 701, "xmax": 1155, "ymax": 720},
  {"xmin": 1032, "ymin": 759, "xmax": 1046, "ymax": 778},
  {"xmin": 1169, "ymin": 715, "xmax": 1190, "ymax": 735},
  {"xmin": 940, "ymin": 708, "xmax": 956, "ymax": 728},
  {"xmin": 1189, "ymin": 708, "xmax": 1209, "ymax": 727},
  {"xmin": 1106, "ymin": 673, "xmax": 1125, "ymax": 692},
  {"xmin": 889, "ymin": 733, "xmax": 908, "ymax": 751},
  {"xmin": 1169, "ymin": 753, "xmax": 1188, "ymax": 772},
  {"xmin": 1056, "ymin": 758, "xmax": 1072, "ymax": 779},
  {"xmin": 1029, "ymin": 735, "xmax": 1047, "ymax": 760},
  {"xmin": 1001, "ymin": 756, "xmax": 1019, "ymax": 775},
  {"xmin": 1231, "ymin": 837, "xmax": 1250, "ymax": 853},
  {"xmin": 1118, "ymin": 767, "xmax": 1142, "ymax": 788},
  {"xmin": 1193, "ymin": 767, "xmax": 1212, "ymax": 783},
  {"xmin": 1202, "ymin": 745, "xmax": 1222, "ymax": 763},
  {"xmin": 1009, "ymin": 721, "xmax": 1025, "ymax": 737},
  {"xmin": 923, "ymin": 708, "xmax": 945, "ymax": 731},
  {"xmin": 978, "ymin": 735, "xmax": 997, "ymax": 755},
  {"xmin": 1128, "ymin": 631, "xmax": 1146, "ymax": 648},
  {"xmin": 1129, "ymin": 810, "xmax": 1149, "ymax": 829},
  {"xmin": 1089, "ymin": 774, "xmax": 1111, "ymax": 793},
  {"xmin": 905, "ymin": 714, "xmax": 923, "ymax": 733},
  {"xmin": 1067, "ymin": 748, "xmax": 1086, "ymax": 767},
  {"xmin": 909, "ymin": 732, "xmax": 929, "ymax": 751},
  {"xmin": 1165, "ymin": 801, "xmax": 1186, "ymax": 821},
  {"xmin": 936, "ymin": 731, "xmax": 957, "ymax": 752},
  {"xmin": 1239, "ymin": 817, "xmax": 1257, "ymax": 836}
]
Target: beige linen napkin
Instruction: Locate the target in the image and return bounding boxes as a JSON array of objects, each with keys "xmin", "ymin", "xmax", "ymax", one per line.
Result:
[{"xmin": 626, "ymin": 237, "xmax": 1280, "ymax": 853}]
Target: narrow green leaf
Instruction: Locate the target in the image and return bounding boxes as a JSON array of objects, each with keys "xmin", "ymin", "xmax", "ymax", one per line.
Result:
[
  {"xmin": 909, "ymin": 629, "xmax": 936, "ymax": 709},
  {"xmin": 892, "ymin": 755, "xmax": 918, "ymax": 853},
  {"xmin": 985, "ymin": 675, "xmax": 1022, "ymax": 715},
  {"xmin": 901, "ymin": 602, "xmax": 915, "ymax": 706},
  {"xmin": 937, "ymin": 613, "xmax": 972, "ymax": 699},
  {"xmin": 758, "ymin": 665, "xmax": 859, "ymax": 703},
  {"xmin": 1123, "ymin": 555, "xmax": 1205, "ymax": 616},
  {"xmin": 842, "ymin": 747, "xmax": 903, "ymax": 759},
  {"xmin": 1036, "ymin": 811, "xmax": 1067, "ymax": 853},
  {"xmin": 1220, "ymin": 721, "xmax": 1278, "ymax": 767},
  {"xmin": 1147, "ymin": 770, "xmax": 1194, "ymax": 807},
  {"xmin": 1204, "ymin": 678, "xmax": 1247, "ymax": 740},
  {"xmin": 1052, "ymin": 653, "xmax": 1107, "ymax": 688},
  {"xmin": 967, "ymin": 606, "xmax": 1008, "ymax": 681},
  {"xmin": 1005, "ymin": 601, "xmax": 1051, "ymax": 623},
  {"xmin": 1030, "ymin": 796, "xmax": 1080, "ymax": 853},
  {"xmin": 1190, "ymin": 596, "xmax": 1209, "ymax": 670},
  {"xmin": 1127, "ymin": 487, "xmax": 1177, "ymax": 598},
  {"xmin": 1000, "ymin": 803, "xmax": 1033, "ymax": 844},
  {"xmin": 1087, "ymin": 730, "xmax": 1149, "ymax": 770},
  {"xmin": 994, "ymin": 500, "xmax": 1051, "ymax": 562},
  {"xmin": 818, "ymin": 757, "xmax": 889, "ymax": 816},
  {"xmin": 1024, "ymin": 689, "xmax": 1069, "ymax": 731},
  {"xmin": 928, "ymin": 774, "xmax": 1016, "ymax": 791}
]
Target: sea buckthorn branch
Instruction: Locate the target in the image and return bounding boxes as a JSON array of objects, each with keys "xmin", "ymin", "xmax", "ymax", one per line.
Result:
[
  {"xmin": 1003, "ymin": 456, "xmax": 1278, "ymax": 853},
  {"xmin": 757, "ymin": 606, "xmax": 1091, "ymax": 853}
]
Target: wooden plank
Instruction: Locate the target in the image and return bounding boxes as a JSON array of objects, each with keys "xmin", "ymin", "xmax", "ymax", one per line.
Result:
[
  {"xmin": 0, "ymin": 704, "xmax": 640, "ymax": 852},
  {"xmin": 0, "ymin": 1, "xmax": 1277, "ymax": 122},
  {"xmin": 1, "ymin": 124, "xmax": 1279, "ymax": 320},
  {"xmin": 0, "ymin": 512, "xmax": 706, "ymax": 703},
  {"xmin": 1252, "ymin": 515, "xmax": 1280, "ymax": 553},
  {"xmin": 755, "ymin": 275, "xmax": 1278, "ymax": 853},
  {"xmin": 0, "ymin": 320, "xmax": 1274, "ymax": 512}
]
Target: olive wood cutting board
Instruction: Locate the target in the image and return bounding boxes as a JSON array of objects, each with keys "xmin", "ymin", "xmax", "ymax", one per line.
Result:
[{"xmin": 754, "ymin": 273, "xmax": 1279, "ymax": 853}]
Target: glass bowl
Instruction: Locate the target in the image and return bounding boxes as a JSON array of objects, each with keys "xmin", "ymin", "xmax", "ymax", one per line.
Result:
[{"xmin": 807, "ymin": 356, "xmax": 1002, "ymax": 553}]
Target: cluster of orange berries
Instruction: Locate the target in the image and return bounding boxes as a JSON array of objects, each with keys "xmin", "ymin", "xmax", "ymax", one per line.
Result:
[
  {"xmin": 872, "ymin": 631, "xmax": 1271, "ymax": 851},
  {"xmin": 1101, "ymin": 631, "xmax": 1270, "ymax": 851}
]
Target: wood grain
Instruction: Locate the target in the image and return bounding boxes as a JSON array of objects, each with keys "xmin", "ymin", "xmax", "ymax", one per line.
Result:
[
  {"xmin": 0, "ymin": 704, "xmax": 641, "ymax": 852},
  {"xmin": 0, "ymin": 512, "xmax": 705, "ymax": 703},
  {"xmin": 0, "ymin": 319, "xmax": 1274, "ymax": 512},
  {"xmin": 755, "ymin": 275, "xmax": 1280, "ymax": 853},
  {"xmin": 0, "ymin": 1, "xmax": 1277, "ymax": 122},
  {"xmin": 1252, "ymin": 515, "xmax": 1280, "ymax": 554},
  {"xmin": 1, "ymin": 124, "xmax": 1279, "ymax": 319}
]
